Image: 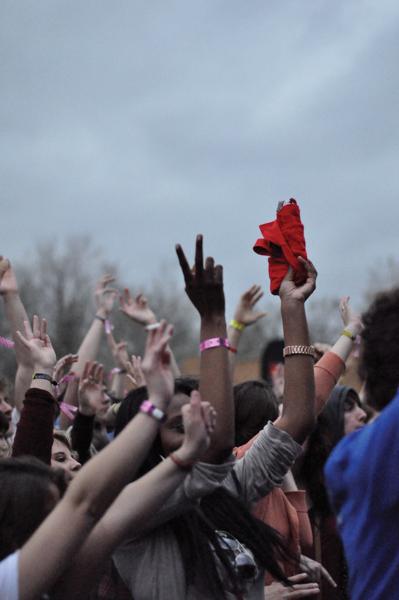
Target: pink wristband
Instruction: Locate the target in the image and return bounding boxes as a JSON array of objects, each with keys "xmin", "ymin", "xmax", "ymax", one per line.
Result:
[
  {"xmin": 0, "ymin": 336, "xmax": 15, "ymax": 349},
  {"xmin": 199, "ymin": 337, "xmax": 234, "ymax": 352},
  {"xmin": 139, "ymin": 400, "xmax": 166, "ymax": 423}
]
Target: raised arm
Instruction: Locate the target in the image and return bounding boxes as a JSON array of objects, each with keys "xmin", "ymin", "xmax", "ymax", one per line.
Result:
[
  {"xmin": 58, "ymin": 275, "xmax": 117, "ymax": 429},
  {"xmin": 0, "ymin": 258, "xmax": 35, "ymax": 412},
  {"xmin": 53, "ymin": 392, "xmax": 215, "ymax": 599},
  {"xmin": 314, "ymin": 296, "xmax": 363, "ymax": 413},
  {"xmin": 227, "ymin": 284, "xmax": 267, "ymax": 369},
  {"xmin": 274, "ymin": 258, "xmax": 317, "ymax": 443},
  {"xmin": 12, "ymin": 316, "xmax": 57, "ymax": 463},
  {"xmin": 176, "ymin": 234, "xmax": 234, "ymax": 462},
  {"xmin": 17, "ymin": 321, "xmax": 176, "ymax": 600}
]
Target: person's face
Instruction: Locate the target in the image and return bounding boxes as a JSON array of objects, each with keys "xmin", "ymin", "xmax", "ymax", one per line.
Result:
[
  {"xmin": 0, "ymin": 391, "xmax": 13, "ymax": 435},
  {"xmin": 159, "ymin": 393, "xmax": 190, "ymax": 456},
  {"xmin": 344, "ymin": 399, "xmax": 367, "ymax": 435},
  {"xmin": 51, "ymin": 438, "xmax": 81, "ymax": 480}
]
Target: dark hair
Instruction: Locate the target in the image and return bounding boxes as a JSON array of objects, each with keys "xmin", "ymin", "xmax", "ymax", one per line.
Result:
[
  {"xmin": 300, "ymin": 386, "xmax": 361, "ymax": 516},
  {"xmin": 360, "ymin": 287, "xmax": 399, "ymax": 409},
  {"xmin": 114, "ymin": 378, "xmax": 200, "ymax": 477},
  {"xmin": 0, "ymin": 457, "xmax": 67, "ymax": 560},
  {"xmin": 116, "ymin": 379, "xmax": 295, "ymax": 596},
  {"xmin": 0, "ymin": 412, "xmax": 9, "ymax": 436},
  {"xmin": 233, "ymin": 380, "xmax": 279, "ymax": 446},
  {"xmin": 260, "ymin": 339, "xmax": 284, "ymax": 382}
]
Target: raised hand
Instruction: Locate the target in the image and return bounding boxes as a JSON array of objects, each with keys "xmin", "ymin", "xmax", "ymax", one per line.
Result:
[
  {"xmin": 339, "ymin": 296, "xmax": 363, "ymax": 336},
  {"xmin": 16, "ymin": 315, "xmax": 56, "ymax": 371},
  {"xmin": 279, "ymin": 257, "xmax": 317, "ymax": 304},
  {"xmin": 95, "ymin": 274, "xmax": 118, "ymax": 317},
  {"xmin": 141, "ymin": 320, "xmax": 174, "ymax": 409},
  {"xmin": 175, "ymin": 234, "xmax": 225, "ymax": 318},
  {"xmin": 53, "ymin": 354, "xmax": 79, "ymax": 383},
  {"xmin": 233, "ymin": 284, "xmax": 267, "ymax": 327},
  {"xmin": 106, "ymin": 331, "xmax": 130, "ymax": 371},
  {"xmin": 126, "ymin": 355, "xmax": 146, "ymax": 389},
  {"xmin": 0, "ymin": 257, "xmax": 18, "ymax": 296},
  {"xmin": 119, "ymin": 289, "xmax": 157, "ymax": 326},
  {"xmin": 78, "ymin": 361, "xmax": 110, "ymax": 417},
  {"xmin": 176, "ymin": 390, "xmax": 217, "ymax": 463}
]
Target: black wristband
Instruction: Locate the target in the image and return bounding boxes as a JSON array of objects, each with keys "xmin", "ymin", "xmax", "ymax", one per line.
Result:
[
  {"xmin": 95, "ymin": 315, "xmax": 106, "ymax": 323},
  {"xmin": 32, "ymin": 373, "xmax": 58, "ymax": 387}
]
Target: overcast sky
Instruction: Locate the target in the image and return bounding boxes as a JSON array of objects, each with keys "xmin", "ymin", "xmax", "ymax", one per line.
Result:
[{"xmin": 1, "ymin": 0, "xmax": 398, "ymax": 316}]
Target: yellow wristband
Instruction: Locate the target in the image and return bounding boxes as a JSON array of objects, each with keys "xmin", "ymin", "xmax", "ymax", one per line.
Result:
[
  {"xmin": 230, "ymin": 319, "xmax": 245, "ymax": 332},
  {"xmin": 341, "ymin": 329, "xmax": 356, "ymax": 342}
]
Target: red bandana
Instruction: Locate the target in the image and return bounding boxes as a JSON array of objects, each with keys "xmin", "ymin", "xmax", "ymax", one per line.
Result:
[{"xmin": 253, "ymin": 199, "xmax": 308, "ymax": 295}]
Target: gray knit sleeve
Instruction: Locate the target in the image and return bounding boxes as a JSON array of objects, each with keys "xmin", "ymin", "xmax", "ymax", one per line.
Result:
[{"xmin": 225, "ymin": 422, "xmax": 302, "ymax": 505}]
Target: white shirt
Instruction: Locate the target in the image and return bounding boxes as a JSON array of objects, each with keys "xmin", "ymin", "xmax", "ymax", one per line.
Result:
[{"xmin": 0, "ymin": 551, "xmax": 19, "ymax": 600}]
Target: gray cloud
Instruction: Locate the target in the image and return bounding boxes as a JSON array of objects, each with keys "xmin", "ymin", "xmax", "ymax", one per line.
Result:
[{"xmin": 1, "ymin": 0, "xmax": 399, "ymax": 318}]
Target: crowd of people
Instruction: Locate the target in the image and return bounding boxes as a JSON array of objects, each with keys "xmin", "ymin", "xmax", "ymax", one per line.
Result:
[{"xmin": 0, "ymin": 216, "xmax": 398, "ymax": 599}]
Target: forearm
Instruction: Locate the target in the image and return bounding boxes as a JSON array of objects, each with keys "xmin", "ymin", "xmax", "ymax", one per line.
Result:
[
  {"xmin": 13, "ymin": 364, "xmax": 34, "ymax": 413},
  {"xmin": 59, "ymin": 378, "xmax": 79, "ymax": 430},
  {"xmin": 199, "ymin": 316, "xmax": 234, "ymax": 462},
  {"xmin": 12, "ymin": 387, "xmax": 56, "ymax": 464},
  {"xmin": 73, "ymin": 317, "xmax": 104, "ymax": 377},
  {"xmin": 314, "ymin": 324, "xmax": 360, "ymax": 413},
  {"xmin": 314, "ymin": 352, "xmax": 345, "ymax": 414},
  {"xmin": 2, "ymin": 292, "xmax": 31, "ymax": 365},
  {"xmin": 19, "ymin": 396, "xmax": 167, "ymax": 600},
  {"xmin": 274, "ymin": 301, "xmax": 315, "ymax": 443}
]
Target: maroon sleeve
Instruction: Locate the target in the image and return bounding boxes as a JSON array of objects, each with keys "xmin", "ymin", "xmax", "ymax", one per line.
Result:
[{"xmin": 12, "ymin": 387, "xmax": 56, "ymax": 465}]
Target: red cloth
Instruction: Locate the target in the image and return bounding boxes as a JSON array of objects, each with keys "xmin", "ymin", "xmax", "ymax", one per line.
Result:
[{"xmin": 253, "ymin": 199, "xmax": 308, "ymax": 295}]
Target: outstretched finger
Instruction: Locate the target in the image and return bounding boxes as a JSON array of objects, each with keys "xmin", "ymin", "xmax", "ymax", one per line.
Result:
[
  {"xmin": 120, "ymin": 288, "xmax": 132, "ymax": 307},
  {"xmin": 194, "ymin": 234, "xmax": 204, "ymax": 279},
  {"xmin": 40, "ymin": 318, "xmax": 47, "ymax": 340},
  {"xmin": 82, "ymin": 361, "xmax": 92, "ymax": 381},
  {"xmin": 320, "ymin": 565, "xmax": 337, "ymax": 588},
  {"xmin": 287, "ymin": 574, "xmax": 311, "ymax": 583},
  {"xmin": 204, "ymin": 256, "xmax": 215, "ymax": 279},
  {"xmin": 23, "ymin": 319, "xmax": 32, "ymax": 340},
  {"xmin": 99, "ymin": 274, "xmax": 116, "ymax": 288},
  {"xmin": 251, "ymin": 289, "xmax": 264, "ymax": 305},
  {"xmin": 175, "ymin": 244, "xmax": 192, "ymax": 284},
  {"xmin": 32, "ymin": 315, "xmax": 40, "ymax": 338},
  {"xmin": 214, "ymin": 264, "xmax": 223, "ymax": 285},
  {"xmin": 298, "ymin": 256, "xmax": 317, "ymax": 278},
  {"xmin": 16, "ymin": 330, "xmax": 30, "ymax": 349}
]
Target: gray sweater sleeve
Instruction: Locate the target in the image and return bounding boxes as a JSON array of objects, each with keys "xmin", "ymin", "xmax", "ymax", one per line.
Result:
[
  {"xmin": 135, "ymin": 456, "xmax": 236, "ymax": 533},
  {"xmin": 225, "ymin": 422, "xmax": 302, "ymax": 505}
]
